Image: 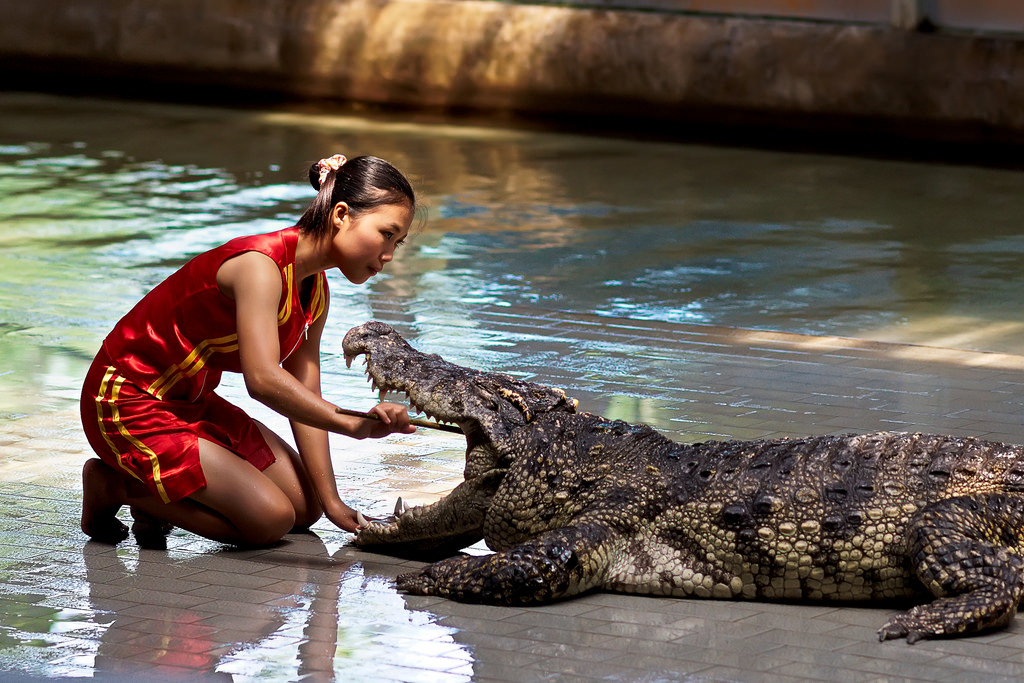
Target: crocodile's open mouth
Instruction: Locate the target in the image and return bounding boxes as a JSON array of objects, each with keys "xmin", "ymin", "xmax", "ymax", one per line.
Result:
[{"xmin": 342, "ymin": 321, "xmax": 578, "ymax": 453}]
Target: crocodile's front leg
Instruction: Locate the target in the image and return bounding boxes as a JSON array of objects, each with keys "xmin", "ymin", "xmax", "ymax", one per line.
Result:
[
  {"xmin": 396, "ymin": 521, "xmax": 618, "ymax": 604},
  {"xmin": 879, "ymin": 493, "xmax": 1024, "ymax": 643},
  {"xmin": 354, "ymin": 470, "xmax": 504, "ymax": 559}
]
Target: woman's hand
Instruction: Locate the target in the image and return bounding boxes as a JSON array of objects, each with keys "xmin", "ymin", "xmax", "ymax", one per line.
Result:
[
  {"xmin": 325, "ymin": 500, "xmax": 368, "ymax": 533},
  {"xmin": 352, "ymin": 402, "xmax": 416, "ymax": 439}
]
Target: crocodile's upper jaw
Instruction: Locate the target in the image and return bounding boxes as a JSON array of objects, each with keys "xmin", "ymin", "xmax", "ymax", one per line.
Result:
[{"xmin": 342, "ymin": 321, "xmax": 578, "ymax": 452}]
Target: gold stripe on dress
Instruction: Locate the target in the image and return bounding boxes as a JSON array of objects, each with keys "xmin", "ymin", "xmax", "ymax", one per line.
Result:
[
  {"xmin": 94, "ymin": 367, "xmax": 171, "ymax": 504},
  {"xmin": 278, "ymin": 264, "xmax": 293, "ymax": 324},
  {"xmin": 150, "ymin": 264, "xmax": 295, "ymax": 399},
  {"xmin": 148, "ymin": 332, "xmax": 239, "ymax": 400}
]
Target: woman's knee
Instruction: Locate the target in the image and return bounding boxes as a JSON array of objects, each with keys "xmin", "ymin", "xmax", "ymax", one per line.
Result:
[
  {"xmin": 292, "ymin": 503, "xmax": 323, "ymax": 531},
  {"xmin": 195, "ymin": 439, "xmax": 297, "ymax": 545},
  {"xmin": 254, "ymin": 424, "xmax": 323, "ymax": 530},
  {"xmin": 237, "ymin": 495, "xmax": 296, "ymax": 546}
]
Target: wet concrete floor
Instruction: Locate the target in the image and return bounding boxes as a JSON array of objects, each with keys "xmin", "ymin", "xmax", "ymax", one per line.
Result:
[{"xmin": 5, "ymin": 303, "xmax": 1024, "ymax": 681}]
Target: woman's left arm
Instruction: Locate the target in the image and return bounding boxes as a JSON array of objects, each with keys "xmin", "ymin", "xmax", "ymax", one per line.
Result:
[
  {"xmin": 281, "ymin": 290, "xmax": 408, "ymax": 532},
  {"xmin": 280, "ymin": 304, "xmax": 342, "ymax": 524}
]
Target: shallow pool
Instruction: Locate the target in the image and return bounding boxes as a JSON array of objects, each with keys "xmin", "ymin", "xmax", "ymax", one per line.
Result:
[
  {"xmin": 4, "ymin": 92, "xmax": 1024, "ymax": 418},
  {"xmin": 7, "ymin": 91, "xmax": 1024, "ymax": 682}
]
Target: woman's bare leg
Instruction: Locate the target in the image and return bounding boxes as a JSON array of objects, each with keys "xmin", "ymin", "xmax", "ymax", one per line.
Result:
[
  {"xmin": 82, "ymin": 424, "xmax": 325, "ymax": 547},
  {"xmin": 85, "ymin": 439, "xmax": 297, "ymax": 546},
  {"xmin": 254, "ymin": 423, "xmax": 324, "ymax": 530},
  {"xmin": 128, "ymin": 506, "xmax": 176, "ymax": 549},
  {"xmin": 168, "ymin": 437, "xmax": 297, "ymax": 545},
  {"xmin": 129, "ymin": 506, "xmax": 174, "ymax": 535},
  {"xmin": 81, "ymin": 458, "xmax": 131, "ymax": 543}
]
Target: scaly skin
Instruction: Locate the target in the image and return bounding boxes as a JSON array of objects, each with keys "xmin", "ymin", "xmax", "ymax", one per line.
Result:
[{"xmin": 344, "ymin": 321, "xmax": 1024, "ymax": 643}]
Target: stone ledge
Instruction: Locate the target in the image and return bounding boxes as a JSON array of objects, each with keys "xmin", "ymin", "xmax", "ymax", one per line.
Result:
[{"xmin": 3, "ymin": 0, "xmax": 1024, "ymax": 143}]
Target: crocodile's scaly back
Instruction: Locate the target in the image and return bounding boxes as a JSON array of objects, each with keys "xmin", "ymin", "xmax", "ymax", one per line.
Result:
[
  {"xmin": 346, "ymin": 321, "xmax": 1024, "ymax": 643},
  {"xmin": 484, "ymin": 415, "xmax": 1024, "ymax": 601}
]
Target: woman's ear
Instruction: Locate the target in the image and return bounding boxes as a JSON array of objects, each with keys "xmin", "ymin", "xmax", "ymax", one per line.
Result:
[{"xmin": 331, "ymin": 202, "xmax": 350, "ymax": 232}]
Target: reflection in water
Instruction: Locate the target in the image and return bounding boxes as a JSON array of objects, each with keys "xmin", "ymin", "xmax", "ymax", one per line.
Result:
[
  {"xmin": 6, "ymin": 91, "xmax": 1024, "ymax": 418},
  {"xmin": 71, "ymin": 535, "xmax": 471, "ymax": 680}
]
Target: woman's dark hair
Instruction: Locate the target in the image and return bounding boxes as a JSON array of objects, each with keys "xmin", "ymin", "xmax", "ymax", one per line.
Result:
[{"xmin": 297, "ymin": 155, "xmax": 415, "ymax": 240}]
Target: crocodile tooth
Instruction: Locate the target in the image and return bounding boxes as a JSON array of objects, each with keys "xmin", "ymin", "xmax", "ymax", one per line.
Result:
[
  {"xmin": 378, "ymin": 388, "xmax": 387, "ymax": 402},
  {"xmin": 394, "ymin": 497, "xmax": 407, "ymax": 516}
]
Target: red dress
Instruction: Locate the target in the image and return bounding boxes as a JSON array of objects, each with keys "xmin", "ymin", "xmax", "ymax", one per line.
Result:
[{"xmin": 80, "ymin": 227, "xmax": 328, "ymax": 503}]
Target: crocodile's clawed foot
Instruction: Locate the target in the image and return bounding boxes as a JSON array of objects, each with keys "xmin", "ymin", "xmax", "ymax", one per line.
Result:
[
  {"xmin": 396, "ymin": 566, "xmax": 439, "ymax": 596},
  {"xmin": 878, "ymin": 607, "xmax": 945, "ymax": 644}
]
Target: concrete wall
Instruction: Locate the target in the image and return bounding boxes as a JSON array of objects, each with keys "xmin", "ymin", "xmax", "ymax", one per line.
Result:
[
  {"xmin": 548, "ymin": 0, "xmax": 894, "ymax": 25},
  {"xmin": 3, "ymin": 0, "xmax": 1024, "ymax": 144},
  {"xmin": 544, "ymin": 0, "xmax": 1024, "ymax": 35}
]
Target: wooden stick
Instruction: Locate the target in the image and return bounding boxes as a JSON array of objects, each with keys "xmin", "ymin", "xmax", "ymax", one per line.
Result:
[{"xmin": 334, "ymin": 406, "xmax": 463, "ymax": 434}]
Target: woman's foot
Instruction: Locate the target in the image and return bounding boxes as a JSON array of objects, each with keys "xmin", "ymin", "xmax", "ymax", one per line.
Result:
[
  {"xmin": 80, "ymin": 459, "xmax": 129, "ymax": 544},
  {"xmin": 130, "ymin": 506, "xmax": 174, "ymax": 550}
]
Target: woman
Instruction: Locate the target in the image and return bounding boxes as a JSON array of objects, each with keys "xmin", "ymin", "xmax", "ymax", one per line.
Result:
[{"xmin": 80, "ymin": 154, "xmax": 416, "ymax": 547}]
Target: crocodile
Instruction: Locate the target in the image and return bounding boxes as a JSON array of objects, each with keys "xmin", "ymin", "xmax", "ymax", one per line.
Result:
[{"xmin": 344, "ymin": 321, "xmax": 1024, "ymax": 643}]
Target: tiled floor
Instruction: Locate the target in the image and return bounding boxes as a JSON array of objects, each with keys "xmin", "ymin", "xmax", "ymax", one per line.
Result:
[{"xmin": 5, "ymin": 304, "xmax": 1024, "ymax": 681}]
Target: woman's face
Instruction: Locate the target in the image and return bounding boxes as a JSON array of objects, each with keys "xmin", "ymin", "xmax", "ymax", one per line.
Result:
[{"xmin": 331, "ymin": 202, "xmax": 413, "ymax": 284}]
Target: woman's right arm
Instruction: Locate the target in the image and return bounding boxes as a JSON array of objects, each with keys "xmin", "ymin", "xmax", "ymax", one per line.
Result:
[{"xmin": 217, "ymin": 251, "xmax": 412, "ymax": 438}]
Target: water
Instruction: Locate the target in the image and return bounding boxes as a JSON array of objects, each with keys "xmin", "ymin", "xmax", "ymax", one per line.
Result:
[
  {"xmin": 4, "ymin": 92, "xmax": 1024, "ymax": 418},
  {"xmin": 4, "ymin": 92, "xmax": 1024, "ymax": 681}
]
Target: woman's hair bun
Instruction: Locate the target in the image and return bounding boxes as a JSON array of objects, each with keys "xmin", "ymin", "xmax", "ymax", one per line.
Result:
[
  {"xmin": 311, "ymin": 154, "xmax": 348, "ymax": 193},
  {"xmin": 308, "ymin": 162, "xmax": 322, "ymax": 192}
]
